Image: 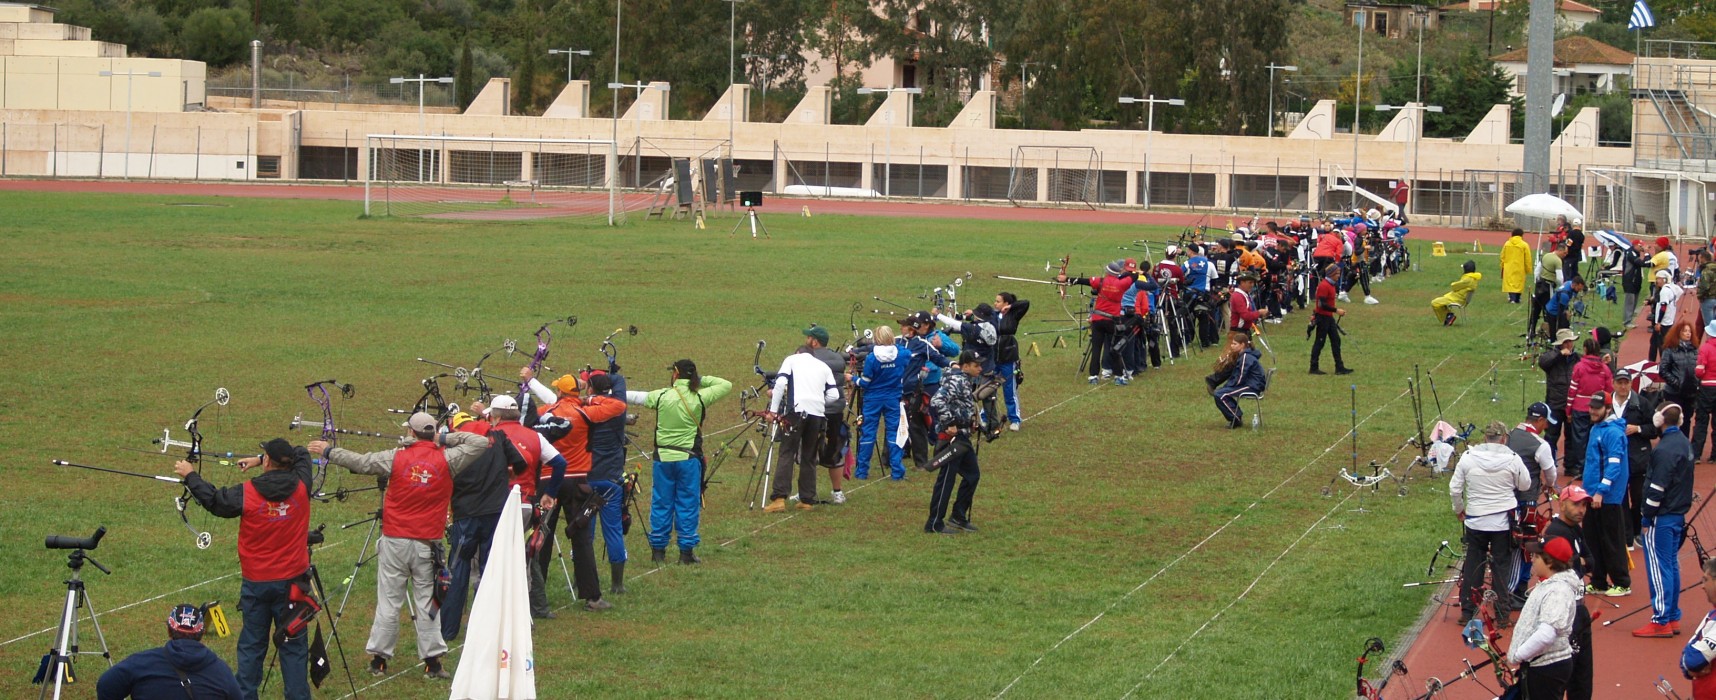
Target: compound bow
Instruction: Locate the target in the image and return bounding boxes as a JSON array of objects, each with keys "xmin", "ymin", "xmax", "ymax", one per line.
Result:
[
  {"xmin": 298, "ymin": 379, "xmax": 355, "ymax": 501},
  {"xmin": 1355, "ymin": 637, "xmax": 1408, "ymax": 700},
  {"xmin": 597, "ymin": 325, "xmax": 639, "ymax": 373},
  {"xmin": 169, "ymin": 387, "xmax": 231, "ymax": 549}
]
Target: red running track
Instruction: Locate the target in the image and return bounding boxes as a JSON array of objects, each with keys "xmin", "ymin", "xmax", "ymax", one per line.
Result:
[{"xmin": 1392, "ymin": 290, "xmax": 1709, "ymax": 700}]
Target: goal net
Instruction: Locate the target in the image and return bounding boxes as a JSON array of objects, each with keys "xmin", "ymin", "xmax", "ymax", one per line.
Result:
[
  {"xmin": 1008, "ymin": 146, "xmax": 1101, "ymax": 208},
  {"xmin": 363, "ymin": 135, "xmax": 651, "ymax": 224}
]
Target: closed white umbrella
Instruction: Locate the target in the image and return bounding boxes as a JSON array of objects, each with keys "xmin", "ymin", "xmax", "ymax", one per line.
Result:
[{"xmin": 450, "ymin": 487, "xmax": 536, "ymax": 700}]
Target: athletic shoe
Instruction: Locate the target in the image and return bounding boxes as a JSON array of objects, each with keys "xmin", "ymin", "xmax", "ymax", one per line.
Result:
[
  {"xmin": 584, "ymin": 598, "xmax": 613, "ymax": 612},
  {"xmin": 531, "ymin": 610, "xmax": 556, "ymax": 620},
  {"xmin": 1585, "ymin": 584, "xmax": 1599, "ymax": 594},
  {"xmin": 1605, "ymin": 586, "xmax": 1631, "ymax": 597},
  {"xmin": 1309, "ymin": 368, "xmax": 1327, "ymax": 375},
  {"xmin": 1364, "ymin": 295, "xmax": 1379, "ymax": 305},
  {"xmin": 1444, "ymin": 313, "xmax": 1456, "ymax": 326},
  {"xmin": 369, "ymin": 656, "xmax": 388, "ymax": 677},
  {"xmin": 424, "ymin": 655, "xmax": 452, "ymax": 680},
  {"xmin": 1088, "ymin": 376, "xmax": 1100, "ymax": 385},
  {"xmin": 832, "ymin": 490, "xmax": 846, "ymax": 504},
  {"xmin": 1101, "ymin": 369, "xmax": 1113, "ymax": 379},
  {"xmin": 1338, "ymin": 292, "xmax": 1351, "ymax": 302},
  {"xmin": 925, "ymin": 525, "xmax": 962, "ymax": 535},
  {"xmin": 1114, "ymin": 376, "xmax": 1130, "ymax": 386},
  {"xmin": 949, "ymin": 519, "xmax": 980, "ymax": 532},
  {"xmin": 1633, "ymin": 622, "xmax": 1675, "ymax": 638},
  {"xmin": 1335, "ymin": 367, "xmax": 1355, "ymax": 375},
  {"xmin": 1008, "ymin": 422, "xmax": 1021, "ymax": 432},
  {"xmin": 763, "ymin": 498, "xmax": 787, "ymax": 513},
  {"xmin": 1265, "ymin": 318, "xmax": 1283, "ymax": 324}
]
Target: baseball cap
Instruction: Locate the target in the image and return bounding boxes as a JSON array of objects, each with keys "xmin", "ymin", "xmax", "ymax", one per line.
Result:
[
  {"xmin": 1657, "ymin": 269, "xmax": 1672, "ymax": 279},
  {"xmin": 448, "ymin": 411, "xmax": 475, "ymax": 430},
  {"xmin": 167, "ymin": 603, "xmax": 205, "ymax": 635},
  {"xmin": 259, "ymin": 438, "xmax": 295, "ymax": 464},
  {"xmin": 488, "ymin": 394, "xmax": 519, "ymax": 412},
  {"xmin": 1558, "ymin": 484, "xmax": 1592, "ymax": 503},
  {"xmin": 1658, "ymin": 236, "xmax": 1673, "ymax": 249},
  {"xmin": 1526, "ymin": 401, "xmax": 1559, "ymax": 425},
  {"xmin": 803, "ymin": 325, "xmax": 831, "ymax": 344},
  {"xmin": 1588, "ymin": 391, "xmax": 1609, "ymax": 411},
  {"xmin": 405, "ymin": 411, "xmax": 437, "ymax": 432},
  {"xmin": 1481, "ymin": 421, "xmax": 1509, "ymax": 440},
  {"xmin": 1614, "ymin": 367, "xmax": 1633, "ymax": 382},
  {"xmin": 551, "ymin": 374, "xmax": 580, "ymax": 395},
  {"xmin": 1124, "ymin": 258, "xmax": 1139, "ymax": 273},
  {"xmin": 1554, "ymin": 328, "xmax": 1579, "ymax": 345},
  {"xmin": 1525, "ymin": 537, "xmax": 1575, "ymax": 565},
  {"xmin": 1706, "ymin": 319, "xmax": 1716, "ymax": 339}
]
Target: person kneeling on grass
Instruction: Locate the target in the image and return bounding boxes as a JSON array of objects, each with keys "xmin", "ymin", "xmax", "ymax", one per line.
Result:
[
  {"xmin": 1508, "ymin": 537, "xmax": 1582, "ymax": 699},
  {"xmin": 1211, "ymin": 332, "xmax": 1267, "ymax": 429},
  {"xmin": 1432, "ymin": 260, "xmax": 1482, "ymax": 326},
  {"xmin": 1636, "ymin": 402, "xmax": 1694, "ymax": 638}
]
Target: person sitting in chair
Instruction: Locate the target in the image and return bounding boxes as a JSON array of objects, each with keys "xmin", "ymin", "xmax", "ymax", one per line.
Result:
[
  {"xmin": 1212, "ymin": 332, "xmax": 1268, "ymax": 429},
  {"xmin": 1432, "ymin": 260, "xmax": 1483, "ymax": 326}
]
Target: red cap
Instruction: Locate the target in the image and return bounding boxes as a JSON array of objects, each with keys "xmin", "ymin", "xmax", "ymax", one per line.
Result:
[
  {"xmin": 1558, "ymin": 484, "xmax": 1591, "ymax": 503},
  {"xmin": 1658, "ymin": 236, "xmax": 1673, "ymax": 250},
  {"xmin": 1539, "ymin": 537, "xmax": 1575, "ymax": 565},
  {"xmin": 1124, "ymin": 258, "xmax": 1138, "ymax": 272}
]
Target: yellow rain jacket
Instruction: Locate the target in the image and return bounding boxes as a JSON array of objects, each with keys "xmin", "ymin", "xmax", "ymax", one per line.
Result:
[{"xmin": 1500, "ymin": 236, "xmax": 1531, "ymax": 295}]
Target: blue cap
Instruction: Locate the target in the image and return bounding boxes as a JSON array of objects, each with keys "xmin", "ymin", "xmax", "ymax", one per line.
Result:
[{"xmin": 1527, "ymin": 401, "xmax": 1558, "ymax": 425}]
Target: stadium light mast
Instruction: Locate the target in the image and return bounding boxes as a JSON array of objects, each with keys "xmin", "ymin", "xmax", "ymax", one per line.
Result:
[
  {"xmin": 608, "ymin": 81, "xmax": 670, "ymax": 192},
  {"xmin": 100, "ymin": 68, "xmax": 162, "ymax": 179},
  {"xmin": 1118, "ymin": 95, "xmax": 1184, "ymax": 209},
  {"xmin": 390, "ymin": 74, "xmax": 454, "ymax": 182},
  {"xmin": 548, "ymin": 48, "xmax": 592, "ymax": 83},
  {"xmin": 1266, "ymin": 64, "xmax": 1298, "ymax": 137},
  {"xmin": 1375, "ymin": 103, "xmax": 1443, "ymax": 214},
  {"xmin": 856, "ymin": 86, "xmax": 921, "ymax": 198}
]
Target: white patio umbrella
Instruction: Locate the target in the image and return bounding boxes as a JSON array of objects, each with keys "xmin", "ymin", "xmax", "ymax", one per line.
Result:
[{"xmin": 1505, "ymin": 193, "xmax": 1582, "ymax": 223}]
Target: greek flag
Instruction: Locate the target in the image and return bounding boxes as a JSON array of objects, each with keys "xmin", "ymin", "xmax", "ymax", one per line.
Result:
[{"xmin": 1628, "ymin": 0, "xmax": 1655, "ymax": 30}]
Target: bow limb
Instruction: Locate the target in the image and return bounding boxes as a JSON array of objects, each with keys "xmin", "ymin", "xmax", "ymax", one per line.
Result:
[{"xmin": 175, "ymin": 387, "xmax": 228, "ymax": 549}]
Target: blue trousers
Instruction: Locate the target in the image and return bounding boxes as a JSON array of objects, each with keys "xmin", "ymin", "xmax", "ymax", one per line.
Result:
[
  {"xmin": 1566, "ymin": 410, "xmax": 1592, "ymax": 477},
  {"xmin": 856, "ymin": 394, "xmax": 905, "ymax": 480},
  {"xmin": 1214, "ymin": 386, "xmax": 1254, "ymax": 425},
  {"xmin": 996, "ymin": 361, "xmax": 1021, "ymax": 423},
  {"xmin": 1645, "ymin": 513, "xmax": 1687, "ymax": 625},
  {"xmin": 237, "ymin": 578, "xmax": 309, "ymax": 700},
  {"xmin": 648, "ymin": 458, "xmax": 702, "ymax": 550},
  {"xmin": 590, "ymin": 479, "xmax": 627, "ymax": 563},
  {"xmin": 440, "ymin": 511, "xmax": 500, "ymax": 641}
]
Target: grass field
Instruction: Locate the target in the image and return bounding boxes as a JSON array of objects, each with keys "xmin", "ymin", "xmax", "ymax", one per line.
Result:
[{"xmin": 0, "ymin": 191, "xmax": 1538, "ymax": 698}]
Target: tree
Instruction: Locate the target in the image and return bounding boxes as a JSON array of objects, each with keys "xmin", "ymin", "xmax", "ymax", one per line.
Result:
[
  {"xmin": 180, "ymin": 7, "xmax": 250, "ymax": 66},
  {"xmin": 1424, "ymin": 48, "xmax": 1518, "ymax": 138},
  {"xmin": 457, "ymin": 36, "xmax": 476, "ymax": 109}
]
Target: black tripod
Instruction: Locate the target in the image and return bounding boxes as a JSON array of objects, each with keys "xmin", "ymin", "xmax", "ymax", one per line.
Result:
[
  {"xmin": 35, "ymin": 527, "xmax": 112, "ymax": 700},
  {"xmin": 262, "ymin": 525, "xmax": 359, "ymax": 697},
  {"xmin": 334, "ymin": 506, "xmax": 414, "ymax": 623}
]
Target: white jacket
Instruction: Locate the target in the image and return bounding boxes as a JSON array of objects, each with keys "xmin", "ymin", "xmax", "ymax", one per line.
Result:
[
  {"xmin": 1449, "ymin": 442, "xmax": 1532, "ymax": 518},
  {"xmin": 768, "ymin": 351, "xmax": 839, "ymax": 417}
]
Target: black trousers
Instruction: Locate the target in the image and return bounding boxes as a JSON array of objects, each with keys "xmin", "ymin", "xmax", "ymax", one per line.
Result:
[
  {"xmin": 1627, "ymin": 468, "xmax": 1647, "ymax": 543},
  {"xmin": 1086, "ymin": 317, "xmax": 1123, "ymax": 376},
  {"xmin": 1650, "ymin": 324, "xmax": 1667, "ymax": 362},
  {"xmin": 1543, "ymin": 404, "xmax": 1568, "ymax": 462},
  {"xmin": 1309, "ymin": 315, "xmax": 1345, "ymax": 370},
  {"xmin": 1190, "ymin": 294, "xmax": 1219, "ymax": 348},
  {"xmin": 904, "ymin": 388, "xmax": 932, "ymax": 469},
  {"xmin": 1583, "ymin": 503, "xmax": 1631, "ymax": 590},
  {"xmin": 1693, "ymin": 386, "xmax": 1716, "ymax": 461},
  {"xmin": 1528, "ymin": 280, "xmax": 1552, "ymax": 337},
  {"xmin": 1521, "ymin": 658, "xmax": 1574, "ymax": 700},
  {"xmin": 1460, "ymin": 526, "xmax": 1516, "ymax": 616},
  {"xmin": 817, "ymin": 404, "xmax": 849, "ymax": 468},
  {"xmin": 925, "ymin": 436, "xmax": 980, "ymax": 531},
  {"xmin": 770, "ymin": 413, "xmax": 825, "ymax": 501},
  {"xmin": 536, "ymin": 477, "xmax": 603, "ymax": 602},
  {"xmin": 1566, "ymin": 603, "xmax": 1593, "ymax": 700}
]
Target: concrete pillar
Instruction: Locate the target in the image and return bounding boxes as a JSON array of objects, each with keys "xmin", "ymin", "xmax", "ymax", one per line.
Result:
[
  {"xmin": 1214, "ymin": 171, "xmax": 1232, "ymax": 210},
  {"xmin": 519, "ymin": 151, "xmax": 533, "ymax": 182},
  {"xmin": 1125, "ymin": 169, "xmax": 1139, "ymax": 205},
  {"xmin": 948, "ymin": 161, "xmax": 963, "ymax": 199},
  {"xmin": 1306, "ymin": 174, "xmax": 1322, "ymax": 212},
  {"xmin": 1035, "ymin": 167, "xmax": 1049, "ymax": 202}
]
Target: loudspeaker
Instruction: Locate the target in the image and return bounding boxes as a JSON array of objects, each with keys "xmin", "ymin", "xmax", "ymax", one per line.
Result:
[{"xmin": 740, "ymin": 191, "xmax": 763, "ymax": 207}]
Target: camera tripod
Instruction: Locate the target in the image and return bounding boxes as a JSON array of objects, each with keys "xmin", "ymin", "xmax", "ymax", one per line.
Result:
[
  {"xmin": 36, "ymin": 539, "xmax": 112, "ymax": 700},
  {"xmin": 334, "ymin": 506, "xmax": 414, "ymax": 624},
  {"xmin": 728, "ymin": 205, "xmax": 770, "ymax": 239}
]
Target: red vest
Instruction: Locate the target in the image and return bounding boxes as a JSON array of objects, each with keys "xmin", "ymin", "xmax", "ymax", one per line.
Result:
[
  {"xmin": 238, "ymin": 479, "xmax": 310, "ymax": 582},
  {"xmin": 381, "ymin": 440, "xmax": 454, "ymax": 540},
  {"xmin": 1090, "ymin": 275, "xmax": 1128, "ymax": 319},
  {"xmin": 492, "ymin": 421, "xmax": 544, "ymax": 497}
]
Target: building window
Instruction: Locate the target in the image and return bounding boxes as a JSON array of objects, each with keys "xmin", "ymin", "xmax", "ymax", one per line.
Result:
[{"xmin": 1375, "ymin": 12, "xmax": 1388, "ymax": 34}]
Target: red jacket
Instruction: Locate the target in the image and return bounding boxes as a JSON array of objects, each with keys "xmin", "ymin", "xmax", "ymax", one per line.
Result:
[
  {"xmin": 1314, "ymin": 277, "xmax": 1339, "ymax": 317},
  {"xmin": 1567, "ymin": 354, "xmax": 1614, "ymax": 411},
  {"xmin": 538, "ymin": 394, "xmax": 628, "ymax": 478},
  {"xmin": 1228, "ymin": 288, "xmax": 1259, "ymax": 331},
  {"xmin": 1698, "ymin": 338, "xmax": 1716, "ymax": 386},
  {"xmin": 1314, "ymin": 233, "xmax": 1344, "ymax": 260},
  {"xmin": 1079, "ymin": 274, "xmax": 1130, "ymax": 320}
]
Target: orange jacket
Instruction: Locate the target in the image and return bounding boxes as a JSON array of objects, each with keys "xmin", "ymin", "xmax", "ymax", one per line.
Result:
[{"xmin": 537, "ymin": 394, "xmax": 627, "ymax": 478}]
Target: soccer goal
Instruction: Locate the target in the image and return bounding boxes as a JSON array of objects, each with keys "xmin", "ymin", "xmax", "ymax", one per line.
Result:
[
  {"xmin": 363, "ymin": 135, "xmax": 648, "ymax": 224},
  {"xmin": 1007, "ymin": 145, "xmax": 1102, "ymax": 209}
]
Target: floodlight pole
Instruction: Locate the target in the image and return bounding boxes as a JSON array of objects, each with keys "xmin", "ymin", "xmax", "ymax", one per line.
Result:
[
  {"xmin": 1266, "ymin": 63, "xmax": 1298, "ymax": 137},
  {"xmin": 857, "ymin": 86, "xmax": 921, "ymax": 198},
  {"xmin": 1019, "ymin": 61, "xmax": 1042, "ymax": 128},
  {"xmin": 608, "ymin": 81, "xmax": 669, "ymax": 195},
  {"xmin": 390, "ymin": 74, "xmax": 455, "ymax": 182},
  {"xmin": 1119, "ymin": 95, "xmax": 1184, "ymax": 209},
  {"xmin": 1377, "ymin": 103, "xmax": 1443, "ymax": 209},
  {"xmin": 723, "ymin": 0, "xmax": 743, "ymax": 161},
  {"xmin": 548, "ymin": 48, "xmax": 591, "ymax": 83},
  {"xmin": 100, "ymin": 69, "xmax": 162, "ymax": 179},
  {"xmin": 742, "ymin": 53, "xmax": 784, "ymax": 121},
  {"xmin": 1352, "ymin": 9, "xmax": 1365, "ymax": 212},
  {"xmin": 611, "ymin": 0, "xmax": 623, "ymax": 226}
]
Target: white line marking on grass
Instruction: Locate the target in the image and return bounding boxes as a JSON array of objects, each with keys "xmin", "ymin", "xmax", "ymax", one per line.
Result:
[{"xmin": 996, "ymin": 305, "xmax": 1528, "ymax": 698}]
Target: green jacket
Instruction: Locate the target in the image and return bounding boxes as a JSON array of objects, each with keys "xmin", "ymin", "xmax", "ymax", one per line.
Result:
[{"xmin": 628, "ymin": 376, "xmax": 733, "ymax": 462}]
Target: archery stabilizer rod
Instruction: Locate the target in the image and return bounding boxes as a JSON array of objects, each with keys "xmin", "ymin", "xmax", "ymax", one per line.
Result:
[
  {"xmin": 53, "ymin": 459, "xmax": 184, "ymax": 484},
  {"xmin": 873, "ymin": 296, "xmax": 913, "ymax": 311},
  {"xmin": 287, "ymin": 416, "xmax": 393, "ymax": 439},
  {"xmin": 993, "ymin": 274, "xmax": 1065, "ymax": 286}
]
